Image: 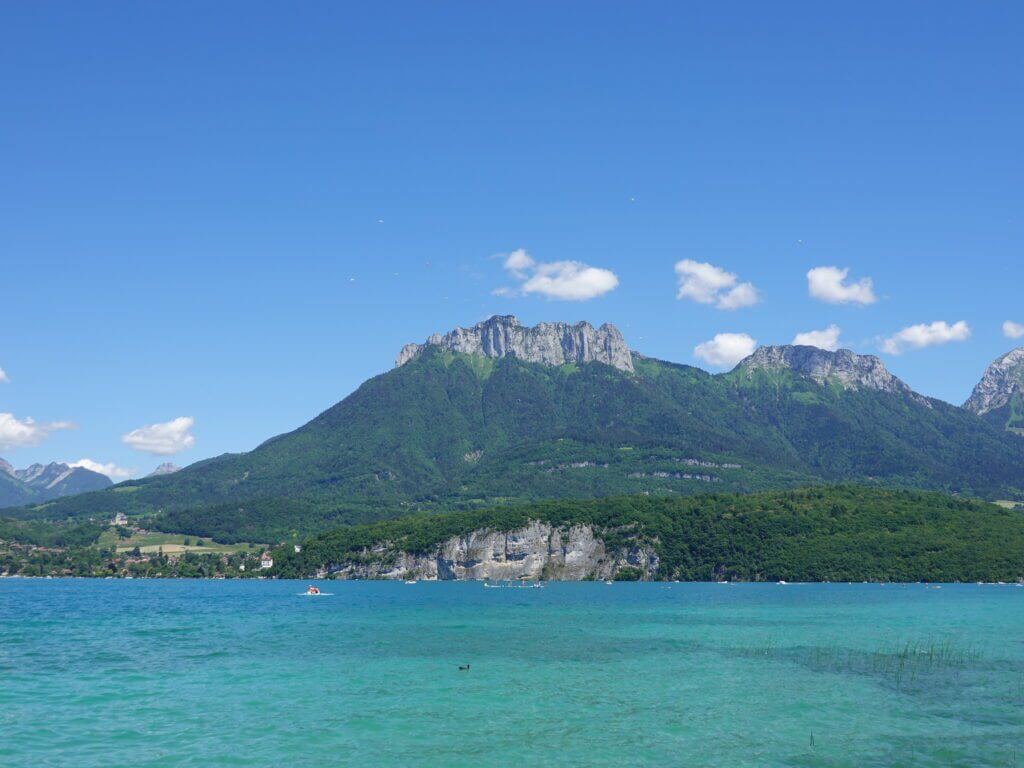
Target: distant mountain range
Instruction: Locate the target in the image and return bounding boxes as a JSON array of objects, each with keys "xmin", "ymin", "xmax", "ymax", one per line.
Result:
[
  {"xmin": 13, "ymin": 315, "xmax": 1024, "ymax": 542},
  {"xmin": 0, "ymin": 460, "xmax": 112, "ymax": 509}
]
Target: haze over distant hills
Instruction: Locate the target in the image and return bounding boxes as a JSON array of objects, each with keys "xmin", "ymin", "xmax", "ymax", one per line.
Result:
[
  {"xmin": 0, "ymin": 459, "xmax": 112, "ymax": 510},
  {"xmin": 11, "ymin": 315, "xmax": 1023, "ymax": 542}
]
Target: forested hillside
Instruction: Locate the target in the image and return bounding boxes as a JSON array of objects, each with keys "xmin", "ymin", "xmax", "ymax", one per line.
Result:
[
  {"xmin": 273, "ymin": 486, "xmax": 1024, "ymax": 583},
  {"xmin": 12, "ymin": 344, "xmax": 1024, "ymax": 542}
]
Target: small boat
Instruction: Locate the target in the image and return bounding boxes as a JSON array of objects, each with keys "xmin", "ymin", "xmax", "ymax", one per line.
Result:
[
  {"xmin": 604, "ymin": 580, "xmax": 613, "ymax": 585},
  {"xmin": 305, "ymin": 585, "xmax": 321, "ymax": 595},
  {"xmin": 404, "ymin": 579, "xmax": 417, "ymax": 584},
  {"xmin": 777, "ymin": 580, "xmax": 788, "ymax": 585}
]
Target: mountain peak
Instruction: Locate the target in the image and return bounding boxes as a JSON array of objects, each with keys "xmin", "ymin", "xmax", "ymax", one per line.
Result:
[
  {"xmin": 0, "ymin": 459, "xmax": 112, "ymax": 509},
  {"xmin": 964, "ymin": 347, "xmax": 1024, "ymax": 416},
  {"xmin": 15, "ymin": 462, "xmax": 71, "ymax": 487},
  {"xmin": 396, "ymin": 315, "xmax": 634, "ymax": 372},
  {"xmin": 734, "ymin": 345, "xmax": 914, "ymax": 396},
  {"xmin": 148, "ymin": 462, "xmax": 181, "ymax": 477}
]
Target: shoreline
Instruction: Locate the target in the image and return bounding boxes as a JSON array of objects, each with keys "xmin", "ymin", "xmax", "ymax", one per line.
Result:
[{"xmin": 3, "ymin": 574, "xmax": 1022, "ymax": 586}]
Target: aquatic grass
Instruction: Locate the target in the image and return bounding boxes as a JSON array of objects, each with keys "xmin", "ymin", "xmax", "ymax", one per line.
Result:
[
  {"xmin": 864, "ymin": 639, "xmax": 984, "ymax": 689},
  {"xmin": 732, "ymin": 637, "xmax": 989, "ymax": 693}
]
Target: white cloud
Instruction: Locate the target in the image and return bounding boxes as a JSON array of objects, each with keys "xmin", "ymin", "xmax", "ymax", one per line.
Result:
[
  {"xmin": 0, "ymin": 413, "xmax": 75, "ymax": 450},
  {"xmin": 715, "ymin": 282, "xmax": 760, "ymax": 310},
  {"xmin": 69, "ymin": 458, "xmax": 134, "ymax": 481},
  {"xmin": 674, "ymin": 260, "xmax": 759, "ymax": 310},
  {"xmin": 792, "ymin": 324, "xmax": 843, "ymax": 351},
  {"xmin": 1004, "ymin": 321, "xmax": 1024, "ymax": 339},
  {"xmin": 521, "ymin": 261, "xmax": 619, "ymax": 301},
  {"xmin": 122, "ymin": 416, "xmax": 195, "ymax": 455},
  {"xmin": 694, "ymin": 333, "xmax": 758, "ymax": 368},
  {"xmin": 496, "ymin": 249, "xmax": 619, "ymax": 301},
  {"xmin": 807, "ymin": 266, "xmax": 877, "ymax": 305},
  {"xmin": 0, "ymin": 367, "xmax": 8, "ymax": 383},
  {"xmin": 503, "ymin": 248, "xmax": 535, "ymax": 276},
  {"xmin": 881, "ymin": 321, "xmax": 970, "ymax": 355}
]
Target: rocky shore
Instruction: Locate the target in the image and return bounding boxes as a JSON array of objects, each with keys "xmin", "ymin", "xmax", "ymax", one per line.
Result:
[{"xmin": 313, "ymin": 521, "xmax": 658, "ymax": 581}]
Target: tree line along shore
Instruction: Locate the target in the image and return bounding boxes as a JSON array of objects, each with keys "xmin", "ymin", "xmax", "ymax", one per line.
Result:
[{"xmin": 3, "ymin": 486, "xmax": 1023, "ymax": 583}]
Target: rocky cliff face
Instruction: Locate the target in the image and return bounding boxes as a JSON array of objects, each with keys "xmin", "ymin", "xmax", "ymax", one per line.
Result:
[
  {"xmin": 964, "ymin": 348, "xmax": 1024, "ymax": 416},
  {"xmin": 735, "ymin": 345, "xmax": 916, "ymax": 396},
  {"xmin": 396, "ymin": 315, "xmax": 634, "ymax": 373},
  {"xmin": 319, "ymin": 521, "xmax": 658, "ymax": 581},
  {"xmin": 16, "ymin": 462, "xmax": 75, "ymax": 488}
]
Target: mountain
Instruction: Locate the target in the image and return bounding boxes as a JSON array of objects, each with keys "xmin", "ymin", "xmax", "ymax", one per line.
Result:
[
  {"xmin": 0, "ymin": 469, "xmax": 34, "ymax": 509},
  {"xmin": 147, "ymin": 463, "xmax": 181, "ymax": 477},
  {"xmin": 733, "ymin": 345, "xmax": 918, "ymax": 398},
  {"xmin": 964, "ymin": 348, "xmax": 1024, "ymax": 434},
  {"xmin": 396, "ymin": 315, "xmax": 634, "ymax": 372},
  {"xmin": 15, "ymin": 317, "xmax": 1024, "ymax": 542},
  {"xmin": 0, "ymin": 460, "xmax": 113, "ymax": 509}
]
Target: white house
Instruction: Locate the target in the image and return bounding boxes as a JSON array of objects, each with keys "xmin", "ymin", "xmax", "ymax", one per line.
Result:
[{"xmin": 260, "ymin": 553, "xmax": 274, "ymax": 569}]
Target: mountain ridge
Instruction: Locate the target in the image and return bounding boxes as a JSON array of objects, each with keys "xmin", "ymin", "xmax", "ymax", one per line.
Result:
[
  {"xmin": 0, "ymin": 460, "xmax": 112, "ymax": 510},
  {"xmin": 396, "ymin": 314, "xmax": 634, "ymax": 372},
  {"xmin": 734, "ymin": 345, "xmax": 917, "ymax": 396},
  {"xmin": 12, "ymin": 316, "xmax": 1023, "ymax": 541}
]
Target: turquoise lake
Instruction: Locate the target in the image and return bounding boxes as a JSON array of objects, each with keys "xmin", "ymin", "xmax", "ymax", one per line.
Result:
[{"xmin": 1, "ymin": 580, "xmax": 1022, "ymax": 767}]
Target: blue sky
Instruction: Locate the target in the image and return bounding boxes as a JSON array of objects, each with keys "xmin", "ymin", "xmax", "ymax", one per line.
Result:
[{"xmin": 2, "ymin": 1, "xmax": 1022, "ymax": 478}]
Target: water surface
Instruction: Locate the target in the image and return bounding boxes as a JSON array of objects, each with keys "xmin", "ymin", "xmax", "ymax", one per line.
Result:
[{"xmin": 1, "ymin": 580, "xmax": 1022, "ymax": 767}]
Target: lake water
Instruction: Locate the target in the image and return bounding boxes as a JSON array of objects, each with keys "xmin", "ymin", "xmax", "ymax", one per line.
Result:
[{"xmin": 1, "ymin": 580, "xmax": 1022, "ymax": 767}]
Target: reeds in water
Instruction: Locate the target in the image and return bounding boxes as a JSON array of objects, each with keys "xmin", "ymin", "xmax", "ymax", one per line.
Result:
[{"xmin": 737, "ymin": 638, "xmax": 985, "ymax": 692}]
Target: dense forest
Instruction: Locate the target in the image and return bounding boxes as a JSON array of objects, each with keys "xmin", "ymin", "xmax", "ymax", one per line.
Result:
[
  {"xmin": 272, "ymin": 486, "xmax": 1024, "ymax": 583},
  {"xmin": 0, "ymin": 517, "xmax": 105, "ymax": 548}
]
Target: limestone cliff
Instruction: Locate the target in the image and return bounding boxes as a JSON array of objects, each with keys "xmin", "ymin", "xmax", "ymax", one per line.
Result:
[
  {"xmin": 396, "ymin": 315, "xmax": 634, "ymax": 373},
  {"xmin": 964, "ymin": 347, "xmax": 1024, "ymax": 416},
  {"xmin": 316, "ymin": 521, "xmax": 658, "ymax": 581},
  {"xmin": 734, "ymin": 345, "xmax": 918, "ymax": 397}
]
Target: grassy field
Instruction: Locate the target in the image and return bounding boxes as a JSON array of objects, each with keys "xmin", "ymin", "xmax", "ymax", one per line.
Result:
[
  {"xmin": 995, "ymin": 500, "xmax": 1024, "ymax": 510},
  {"xmin": 97, "ymin": 528, "xmax": 263, "ymax": 555}
]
